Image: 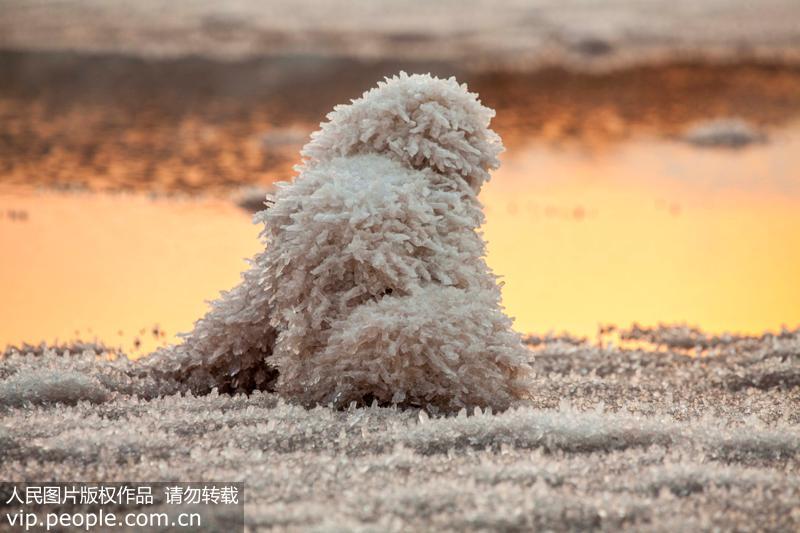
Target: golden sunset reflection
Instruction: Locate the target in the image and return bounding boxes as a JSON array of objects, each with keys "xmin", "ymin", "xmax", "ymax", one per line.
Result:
[
  {"xmin": 0, "ymin": 190, "xmax": 261, "ymax": 354},
  {"xmin": 2, "ymin": 127, "xmax": 799, "ymax": 354},
  {"xmin": 483, "ymin": 134, "xmax": 800, "ymax": 337}
]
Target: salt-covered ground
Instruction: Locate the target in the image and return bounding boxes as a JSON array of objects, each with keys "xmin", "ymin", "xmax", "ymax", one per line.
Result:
[
  {"xmin": 1, "ymin": 0, "xmax": 799, "ymax": 71},
  {"xmin": 2, "ymin": 327, "xmax": 798, "ymax": 531},
  {"xmin": 2, "ymin": 3, "xmax": 799, "ymax": 530}
]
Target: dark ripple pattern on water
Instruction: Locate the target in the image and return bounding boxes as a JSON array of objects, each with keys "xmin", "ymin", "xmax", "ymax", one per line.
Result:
[{"xmin": 3, "ymin": 51, "xmax": 800, "ymax": 194}]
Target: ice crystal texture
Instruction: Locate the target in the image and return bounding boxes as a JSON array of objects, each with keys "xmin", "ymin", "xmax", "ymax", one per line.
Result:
[
  {"xmin": 146, "ymin": 73, "xmax": 531, "ymax": 412},
  {"xmin": 1, "ymin": 329, "xmax": 798, "ymax": 531}
]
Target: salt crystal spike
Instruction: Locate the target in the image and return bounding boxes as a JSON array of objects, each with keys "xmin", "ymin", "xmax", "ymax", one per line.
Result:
[{"xmin": 141, "ymin": 73, "xmax": 532, "ymax": 413}]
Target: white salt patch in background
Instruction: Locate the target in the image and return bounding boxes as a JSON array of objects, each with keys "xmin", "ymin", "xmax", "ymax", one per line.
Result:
[{"xmin": 683, "ymin": 119, "xmax": 767, "ymax": 149}]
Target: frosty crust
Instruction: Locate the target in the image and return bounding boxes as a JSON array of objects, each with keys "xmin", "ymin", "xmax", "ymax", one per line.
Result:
[{"xmin": 147, "ymin": 73, "xmax": 531, "ymax": 412}]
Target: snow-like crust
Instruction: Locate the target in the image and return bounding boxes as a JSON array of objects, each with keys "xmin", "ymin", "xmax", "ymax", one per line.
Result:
[
  {"xmin": 146, "ymin": 73, "xmax": 530, "ymax": 412},
  {"xmin": 2, "ymin": 330, "xmax": 799, "ymax": 531}
]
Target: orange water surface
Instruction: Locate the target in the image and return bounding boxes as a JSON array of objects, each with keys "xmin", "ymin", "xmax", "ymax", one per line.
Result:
[
  {"xmin": 483, "ymin": 134, "xmax": 800, "ymax": 337},
  {"xmin": 1, "ymin": 132, "xmax": 799, "ymax": 354},
  {"xmin": 0, "ymin": 192, "xmax": 261, "ymax": 353}
]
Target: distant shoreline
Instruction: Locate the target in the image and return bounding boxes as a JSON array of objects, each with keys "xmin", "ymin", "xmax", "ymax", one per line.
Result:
[{"xmin": 2, "ymin": 0, "xmax": 800, "ymax": 73}]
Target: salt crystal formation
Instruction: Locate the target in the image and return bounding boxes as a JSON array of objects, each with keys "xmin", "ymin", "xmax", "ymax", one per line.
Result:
[
  {"xmin": 2, "ymin": 330, "xmax": 799, "ymax": 531},
  {"xmin": 147, "ymin": 73, "xmax": 532, "ymax": 412}
]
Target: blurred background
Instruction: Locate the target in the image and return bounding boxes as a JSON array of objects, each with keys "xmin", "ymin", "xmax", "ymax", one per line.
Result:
[{"xmin": 1, "ymin": 0, "xmax": 799, "ymax": 354}]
